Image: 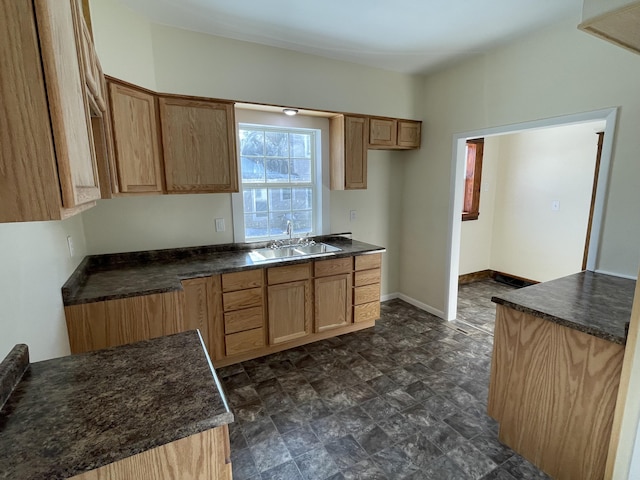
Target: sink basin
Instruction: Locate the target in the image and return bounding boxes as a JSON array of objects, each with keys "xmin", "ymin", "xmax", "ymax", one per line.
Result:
[{"xmin": 248, "ymin": 243, "xmax": 341, "ymax": 262}]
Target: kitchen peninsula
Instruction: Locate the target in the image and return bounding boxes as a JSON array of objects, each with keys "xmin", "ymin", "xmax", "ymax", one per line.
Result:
[
  {"xmin": 487, "ymin": 271, "xmax": 634, "ymax": 480},
  {"xmin": 62, "ymin": 235, "xmax": 385, "ymax": 367}
]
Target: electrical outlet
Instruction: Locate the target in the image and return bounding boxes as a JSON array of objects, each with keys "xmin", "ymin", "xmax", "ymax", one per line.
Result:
[
  {"xmin": 66, "ymin": 235, "xmax": 74, "ymax": 257},
  {"xmin": 350, "ymin": 210, "xmax": 357, "ymax": 222},
  {"xmin": 215, "ymin": 218, "xmax": 225, "ymax": 232},
  {"xmin": 552, "ymin": 200, "xmax": 560, "ymax": 211}
]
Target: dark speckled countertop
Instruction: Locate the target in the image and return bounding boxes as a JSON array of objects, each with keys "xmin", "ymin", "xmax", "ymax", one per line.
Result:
[
  {"xmin": 0, "ymin": 331, "xmax": 233, "ymax": 480},
  {"xmin": 62, "ymin": 235, "xmax": 385, "ymax": 306},
  {"xmin": 492, "ymin": 271, "xmax": 635, "ymax": 345}
]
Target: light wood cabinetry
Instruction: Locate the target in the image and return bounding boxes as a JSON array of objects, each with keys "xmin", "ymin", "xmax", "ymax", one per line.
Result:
[
  {"xmin": 222, "ymin": 270, "xmax": 266, "ymax": 356},
  {"xmin": 267, "ymin": 263, "xmax": 312, "ymax": 344},
  {"xmin": 488, "ymin": 305, "xmax": 624, "ymax": 480},
  {"xmin": 0, "ymin": 0, "xmax": 104, "ymax": 222},
  {"xmin": 159, "ymin": 97, "xmax": 238, "ymax": 193},
  {"xmin": 353, "ymin": 253, "xmax": 382, "ymax": 323},
  {"xmin": 108, "ymin": 79, "xmax": 164, "ymax": 194},
  {"xmin": 314, "ymin": 257, "xmax": 353, "ymax": 332},
  {"xmin": 579, "ymin": 1, "xmax": 640, "ymax": 55},
  {"xmin": 330, "ymin": 115, "xmax": 369, "ymax": 190},
  {"xmin": 70, "ymin": 424, "xmax": 232, "ymax": 480},
  {"xmin": 182, "ymin": 276, "xmax": 224, "ymax": 361},
  {"xmin": 369, "ymin": 117, "xmax": 421, "ymax": 150}
]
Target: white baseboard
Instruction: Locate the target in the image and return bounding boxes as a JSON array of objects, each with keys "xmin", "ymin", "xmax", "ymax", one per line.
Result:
[
  {"xmin": 380, "ymin": 292, "xmax": 399, "ymax": 302},
  {"xmin": 394, "ymin": 293, "xmax": 446, "ymax": 320},
  {"xmin": 594, "ymin": 269, "xmax": 638, "ymax": 281}
]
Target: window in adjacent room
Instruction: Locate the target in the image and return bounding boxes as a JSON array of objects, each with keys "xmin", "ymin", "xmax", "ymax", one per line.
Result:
[
  {"xmin": 235, "ymin": 124, "xmax": 321, "ymax": 241},
  {"xmin": 462, "ymin": 138, "xmax": 484, "ymax": 221}
]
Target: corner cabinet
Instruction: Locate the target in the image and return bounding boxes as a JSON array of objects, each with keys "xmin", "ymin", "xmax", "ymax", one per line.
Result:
[
  {"xmin": 0, "ymin": 0, "xmax": 102, "ymax": 222},
  {"xmin": 159, "ymin": 97, "xmax": 238, "ymax": 193},
  {"xmin": 108, "ymin": 79, "xmax": 164, "ymax": 194},
  {"xmin": 267, "ymin": 263, "xmax": 313, "ymax": 344},
  {"xmin": 330, "ymin": 115, "xmax": 369, "ymax": 190},
  {"xmin": 369, "ymin": 117, "xmax": 421, "ymax": 150}
]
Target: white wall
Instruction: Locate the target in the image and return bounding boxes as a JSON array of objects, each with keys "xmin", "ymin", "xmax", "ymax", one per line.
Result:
[
  {"xmin": 0, "ymin": 216, "xmax": 87, "ymax": 361},
  {"xmin": 401, "ymin": 16, "xmax": 640, "ymax": 311},
  {"xmin": 458, "ymin": 137, "xmax": 499, "ymax": 275}
]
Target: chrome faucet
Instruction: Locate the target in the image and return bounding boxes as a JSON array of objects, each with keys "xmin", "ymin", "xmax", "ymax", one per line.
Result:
[{"xmin": 286, "ymin": 220, "xmax": 293, "ymax": 241}]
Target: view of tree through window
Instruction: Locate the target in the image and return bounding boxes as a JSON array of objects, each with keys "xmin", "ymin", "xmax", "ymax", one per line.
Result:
[{"xmin": 239, "ymin": 125, "xmax": 316, "ymax": 240}]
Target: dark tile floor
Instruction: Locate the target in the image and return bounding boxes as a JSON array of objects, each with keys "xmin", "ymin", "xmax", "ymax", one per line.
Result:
[
  {"xmin": 218, "ymin": 295, "xmax": 549, "ymax": 480},
  {"xmin": 455, "ymin": 280, "xmax": 517, "ymax": 335}
]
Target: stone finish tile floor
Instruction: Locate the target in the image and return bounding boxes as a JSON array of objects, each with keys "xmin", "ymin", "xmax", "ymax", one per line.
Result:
[
  {"xmin": 455, "ymin": 280, "xmax": 518, "ymax": 335},
  {"xmin": 219, "ymin": 298, "xmax": 549, "ymax": 480}
]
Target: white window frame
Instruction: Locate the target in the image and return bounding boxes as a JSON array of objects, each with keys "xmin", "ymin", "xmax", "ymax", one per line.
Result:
[{"xmin": 232, "ymin": 119, "xmax": 325, "ymax": 243}]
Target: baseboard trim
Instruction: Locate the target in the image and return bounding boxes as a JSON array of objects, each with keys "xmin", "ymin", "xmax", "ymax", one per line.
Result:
[
  {"xmin": 381, "ymin": 292, "xmax": 399, "ymax": 302},
  {"xmin": 396, "ymin": 293, "xmax": 446, "ymax": 320},
  {"xmin": 594, "ymin": 269, "xmax": 638, "ymax": 281},
  {"xmin": 459, "ymin": 270, "xmax": 492, "ymax": 285}
]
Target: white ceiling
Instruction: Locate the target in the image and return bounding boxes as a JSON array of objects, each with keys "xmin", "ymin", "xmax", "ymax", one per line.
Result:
[{"xmin": 119, "ymin": 0, "xmax": 584, "ymax": 74}]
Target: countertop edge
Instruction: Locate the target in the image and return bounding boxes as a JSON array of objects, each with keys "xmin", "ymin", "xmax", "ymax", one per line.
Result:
[{"xmin": 0, "ymin": 344, "xmax": 29, "ymax": 409}]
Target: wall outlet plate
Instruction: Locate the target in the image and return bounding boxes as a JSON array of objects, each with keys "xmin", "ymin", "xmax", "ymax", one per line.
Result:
[{"xmin": 215, "ymin": 218, "xmax": 225, "ymax": 232}]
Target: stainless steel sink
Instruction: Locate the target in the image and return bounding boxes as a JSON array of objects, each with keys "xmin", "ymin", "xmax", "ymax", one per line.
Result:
[{"xmin": 248, "ymin": 243, "xmax": 341, "ymax": 262}]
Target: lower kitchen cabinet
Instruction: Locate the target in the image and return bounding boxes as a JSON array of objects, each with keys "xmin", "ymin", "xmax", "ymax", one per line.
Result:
[
  {"xmin": 182, "ymin": 276, "xmax": 224, "ymax": 361},
  {"xmin": 267, "ymin": 263, "xmax": 312, "ymax": 344},
  {"xmin": 314, "ymin": 257, "xmax": 353, "ymax": 332}
]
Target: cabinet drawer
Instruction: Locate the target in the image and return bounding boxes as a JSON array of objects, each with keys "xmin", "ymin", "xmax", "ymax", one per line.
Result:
[
  {"xmin": 223, "ymin": 287, "xmax": 263, "ymax": 312},
  {"xmin": 268, "ymin": 263, "xmax": 311, "ymax": 285},
  {"xmin": 225, "ymin": 328, "xmax": 264, "ymax": 356},
  {"xmin": 354, "ymin": 301, "xmax": 381, "ymax": 323},
  {"xmin": 222, "ymin": 269, "xmax": 263, "ymax": 292},
  {"xmin": 314, "ymin": 257, "xmax": 352, "ymax": 277},
  {"xmin": 355, "ymin": 253, "xmax": 382, "ymax": 271},
  {"xmin": 354, "ymin": 268, "xmax": 381, "ymax": 287},
  {"xmin": 354, "ymin": 283, "xmax": 380, "ymax": 305},
  {"xmin": 224, "ymin": 307, "xmax": 264, "ymax": 334}
]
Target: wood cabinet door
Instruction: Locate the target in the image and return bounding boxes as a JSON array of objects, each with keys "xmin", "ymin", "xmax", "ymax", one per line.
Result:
[
  {"xmin": 34, "ymin": 0, "xmax": 101, "ymax": 208},
  {"xmin": 181, "ymin": 276, "xmax": 224, "ymax": 361},
  {"xmin": 108, "ymin": 81, "xmax": 163, "ymax": 193},
  {"xmin": 397, "ymin": 120, "xmax": 421, "ymax": 148},
  {"xmin": 314, "ymin": 273, "xmax": 352, "ymax": 332},
  {"xmin": 369, "ymin": 117, "xmax": 397, "ymax": 147},
  {"xmin": 344, "ymin": 116, "xmax": 368, "ymax": 189},
  {"xmin": 159, "ymin": 97, "xmax": 239, "ymax": 193},
  {"xmin": 268, "ymin": 280, "xmax": 312, "ymax": 345}
]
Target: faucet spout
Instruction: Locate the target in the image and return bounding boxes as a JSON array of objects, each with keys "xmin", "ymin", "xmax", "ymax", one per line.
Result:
[{"xmin": 286, "ymin": 220, "xmax": 293, "ymax": 241}]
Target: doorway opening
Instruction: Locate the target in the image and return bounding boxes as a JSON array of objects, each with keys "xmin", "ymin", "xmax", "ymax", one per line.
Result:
[{"xmin": 444, "ymin": 108, "xmax": 618, "ymax": 321}]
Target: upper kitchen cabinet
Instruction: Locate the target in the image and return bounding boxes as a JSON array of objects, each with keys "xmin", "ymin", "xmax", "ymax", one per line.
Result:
[
  {"xmin": 579, "ymin": 0, "xmax": 640, "ymax": 55},
  {"xmin": 0, "ymin": 0, "xmax": 102, "ymax": 222},
  {"xmin": 108, "ymin": 79, "xmax": 164, "ymax": 194},
  {"xmin": 330, "ymin": 115, "xmax": 369, "ymax": 190},
  {"xmin": 159, "ymin": 97, "xmax": 239, "ymax": 193},
  {"xmin": 369, "ymin": 117, "xmax": 421, "ymax": 150}
]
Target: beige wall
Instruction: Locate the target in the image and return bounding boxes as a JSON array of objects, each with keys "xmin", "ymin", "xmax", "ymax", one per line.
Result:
[
  {"xmin": 401, "ymin": 17, "xmax": 640, "ymax": 311},
  {"xmin": 0, "ymin": 216, "xmax": 87, "ymax": 361}
]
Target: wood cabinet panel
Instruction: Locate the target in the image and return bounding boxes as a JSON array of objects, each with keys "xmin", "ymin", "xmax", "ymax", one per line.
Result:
[
  {"xmin": 355, "ymin": 253, "xmax": 382, "ymax": 271},
  {"xmin": 354, "ymin": 284, "xmax": 380, "ymax": 306},
  {"xmin": 354, "ymin": 268, "xmax": 381, "ymax": 287},
  {"xmin": 70, "ymin": 425, "xmax": 232, "ymax": 480},
  {"xmin": 330, "ymin": 115, "xmax": 368, "ymax": 190},
  {"xmin": 267, "ymin": 263, "xmax": 311, "ymax": 285},
  {"xmin": 488, "ymin": 305, "xmax": 624, "ymax": 480},
  {"xmin": 397, "ymin": 120, "xmax": 421, "ymax": 148},
  {"xmin": 159, "ymin": 97, "xmax": 238, "ymax": 193},
  {"xmin": 268, "ymin": 280, "xmax": 312, "ymax": 344},
  {"xmin": 224, "ymin": 307, "xmax": 263, "ymax": 334},
  {"xmin": 34, "ymin": 0, "xmax": 101, "ymax": 209},
  {"xmin": 354, "ymin": 301, "xmax": 381, "ymax": 323},
  {"xmin": 108, "ymin": 80, "xmax": 163, "ymax": 193},
  {"xmin": 222, "ymin": 287, "xmax": 263, "ymax": 312},
  {"xmin": 314, "ymin": 257, "xmax": 352, "ymax": 277},
  {"xmin": 65, "ymin": 291, "xmax": 184, "ymax": 354},
  {"xmin": 369, "ymin": 117, "xmax": 397, "ymax": 147},
  {"xmin": 314, "ymin": 273, "xmax": 352, "ymax": 332},
  {"xmin": 225, "ymin": 328, "xmax": 265, "ymax": 356},
  {"xmin": 222, "ymin": 269, "xmax": 263, "ymax": 292},
  {"xmin": 182, "ymin": 276, "xmax": 224, "ymax": 361}
]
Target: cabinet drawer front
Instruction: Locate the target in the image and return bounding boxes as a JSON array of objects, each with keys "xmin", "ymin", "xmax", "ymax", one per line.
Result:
[
  {"xmin": 354, "ymin": 268, "xmax": 381, "ymax": 287},
  {"xmin": 222, "ymin": 269, "xmax": 263, "ymax": 292},
  {"xmin": 354, "ymin": 283, "xmax": 380, "ymax": 305},
  {"xmin": 355, "ymin": 253, "xmax": 382, "ymax": 271},
  {"xmin": 224, "ymin": 307, "xmax": 264, "ymax": 334},
  {"xmin": 267, "ymin": 263, "xmax": 311, "ymax": 285},
  {"xmin": 225, "ymin": 328, "xmax": 264, "ymax": 356},
  {"xmin": 223, "ymin": 287, "xmax": 263, "ymax": 312},
  {"xmin": 314, "ymin": 257, "xmax": 352, "ymax": 277},
  {"xmin": 354, "ymin": 301, "xmax": 381, "ymax": 323}
]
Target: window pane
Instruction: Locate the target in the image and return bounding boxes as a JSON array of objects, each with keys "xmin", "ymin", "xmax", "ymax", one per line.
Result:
[
  {"xmin": 266, "ymin": 158, "xmax": 289, "ymax": 183},
  {"xmin": 292, "ymin": 188, "xmax": 312, "ymax": 210},
  {"xmin": 265, "ymin": 131, "xmax": 288, "ymax": 157},
  {"xmin": 243, "ymin": 188, "xmax": 267, "ymax": 214},
  {"xmin": 269, "ymin": 188, "xmax": 291, "ymax": 212},
  {"xmin": 269, "ymin": 212, "xmax": 292, "ymax": 236},
  {"xmin": 292, "ymin": 210, "xmax": 312, "ymax": 235},
  {"xmin": 245, "ymin": 213, "xmax": 268, "ymax": 238},
  {"xmin": 291, "ymin": 159, "xmax": 311, "ymax": 183},
  {"xmin": 241, "ymin": 157, "xmax": 265, "ymax": 183},
  {"xmin": 240, "ymin": 131, "xmax": 264, "ymax": 156},
  {"xmin": 290, "ymin": 133, "xmax": 311, "ymax": 158}
]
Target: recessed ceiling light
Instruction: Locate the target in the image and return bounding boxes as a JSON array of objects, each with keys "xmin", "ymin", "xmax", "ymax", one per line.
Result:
[{"xmin": 283, "ymin": 108, "xmax": 298, "ymax": 116}]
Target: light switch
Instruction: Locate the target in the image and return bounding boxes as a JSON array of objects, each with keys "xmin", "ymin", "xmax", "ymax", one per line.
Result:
[
  {"xmin": 350, "ymin": 210, "xmax": 357, "ymax": 222},
  {"xmin": 215, "ymin": 218, "xmax": 225, "ymax": 232},
  {"xmin": 66, "ymin": 235, "xmax": 74, "ymax": 257}
]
